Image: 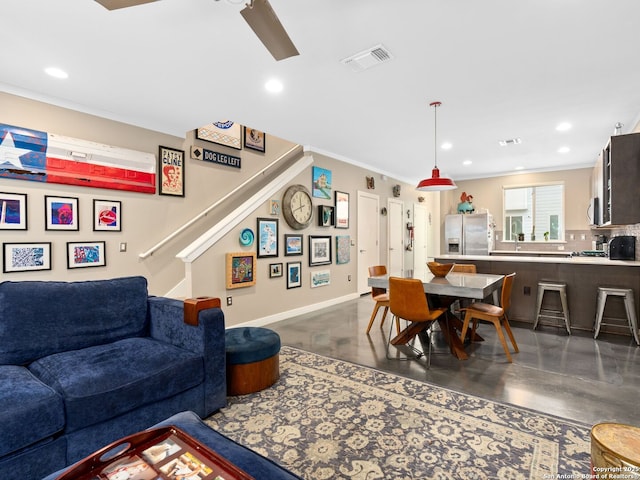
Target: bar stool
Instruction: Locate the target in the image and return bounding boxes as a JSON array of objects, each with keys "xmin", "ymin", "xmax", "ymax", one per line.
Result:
[
  {"xmin": 594, "ymin": 287, "xmax": 640, "ymax": 346},
  {"xmin": 533, "ymin": 281, "xmax": 571, "ymax": 335}
]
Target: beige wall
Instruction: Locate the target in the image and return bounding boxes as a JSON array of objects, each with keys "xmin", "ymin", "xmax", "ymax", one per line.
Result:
[{"xmin": 0, "ymin": 92, "xmax": 431, "ymax": 326}]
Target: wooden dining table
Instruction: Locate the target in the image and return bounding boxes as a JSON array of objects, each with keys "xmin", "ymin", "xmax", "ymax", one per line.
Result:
[{"xmin": 368, "ymin": 271, "xmax": 505, "ymax": 360}]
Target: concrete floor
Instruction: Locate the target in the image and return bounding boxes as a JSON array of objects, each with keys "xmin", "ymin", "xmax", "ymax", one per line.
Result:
[{"xmin": 268, "ymin": 295, "xmax": 640, "ymax": 427}]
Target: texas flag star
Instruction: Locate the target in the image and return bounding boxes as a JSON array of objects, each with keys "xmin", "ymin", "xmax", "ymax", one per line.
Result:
[{"xmin": 0, "ymin": 132, "xmax": 32, "ymax": 169}]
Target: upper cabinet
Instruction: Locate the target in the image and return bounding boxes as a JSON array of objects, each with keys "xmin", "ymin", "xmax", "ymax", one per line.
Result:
[{"xmin": 600, "ymin": 132, "xmax": 640, "ymax": 226}]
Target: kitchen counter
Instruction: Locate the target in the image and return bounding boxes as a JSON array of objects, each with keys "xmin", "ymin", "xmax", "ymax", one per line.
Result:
[{"xmin": 437, "ymin": 253, "xmax": 640, "ymax": 266}]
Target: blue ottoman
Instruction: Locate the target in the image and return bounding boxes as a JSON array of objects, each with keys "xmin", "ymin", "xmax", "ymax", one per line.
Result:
[{"xmin": 225, "ymin": 327, "xmax": 280, "ymax": 396}]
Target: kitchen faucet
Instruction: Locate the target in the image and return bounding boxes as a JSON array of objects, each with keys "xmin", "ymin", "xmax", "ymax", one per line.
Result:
[{"xmin": 514, "ymin": 234, "xmax": 520, "ymax": 251}]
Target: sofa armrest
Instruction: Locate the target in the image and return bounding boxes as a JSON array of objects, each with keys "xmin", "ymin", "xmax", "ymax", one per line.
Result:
[{"xmin": 148, "ymin": 297, "xmax": 226, "ymax": 415}]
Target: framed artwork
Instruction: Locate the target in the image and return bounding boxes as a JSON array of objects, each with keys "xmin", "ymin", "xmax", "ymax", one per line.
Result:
[
  {"xmin": 244, "ymin": 127, "xmax": 266, "ymax": 152},
  {"xmin": 335, "ymin": 191, "xmax": 350, "ymax": 229},
  {"xmin": 318, "ymin": 205, "xmax": 334, "ymax": 227},
  {"xmin": 257, "ymin": 217, "xmax": 279, "ymax": 258},
  {"xmin": 226, "ymin": 252, "xmax": 256, "ymax": 289},
  {"xmin": 286, "ymin": 261, "xmax": 302, "ymax": 289},
  {"xmin": 312, "ymin": 166, "xmax": 332, "ymax": 199},
  {"xmin": 284, "ymin": 234, "xmax": 303, "ymax": 256},
  {"xmin": 311, "ymin": 269, "xmax": 331, "ymax": 288},
  {"xmin": 67, "ymin": 241, "xmax": 106, "ymax": 269},
  {"xmin": 269, "ymin": 262, "xmax": 283, "ymax": 278},
  {"xmin": 336, "ymin": 235, "xmax": 351, "ymax": 264},
  {"xmin": 309, "ymin": 235, "xmax": 332, "ymax": 266},
  {"xmin": 196, "ymin": 121, "xmax": 242, "ymax": 150},
  {"xmin": 93, "ymin": 199, "xmax": 122, "ymax": 231},
  {"xmin": 270, "ymin": 199, "xmax": 280, "ymax": 216},
  {"xmin": 239, "ymin": 228, "xmax": 255, "ymax": 247},
  {"xmin": 158, "ymin": 146, "xmax": 185, "ymax": 197},
  {"xmin": 2, "ymin": 242, "xmax": 51, "ymax": 273},
  {"xmin": 0, "ymin": 192, "xmax": 27, "ymax": 230},
  {"xmin": 45, "ymin": 195, "xmax": 79, "ymax": 230}
]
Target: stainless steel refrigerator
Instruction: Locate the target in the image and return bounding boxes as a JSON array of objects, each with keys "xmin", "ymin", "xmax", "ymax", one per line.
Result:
[{"xmin": 444, "ymin": 213, "xmax": 494, "ymax": 255}]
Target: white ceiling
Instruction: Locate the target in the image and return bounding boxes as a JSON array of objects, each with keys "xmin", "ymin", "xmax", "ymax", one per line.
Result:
[{"xmin": 2, "ymin": 0, "xmax": 640, "ymax": 185}]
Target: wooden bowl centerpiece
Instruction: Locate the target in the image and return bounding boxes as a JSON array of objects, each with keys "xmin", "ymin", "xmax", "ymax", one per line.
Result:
[{"xmin": 427, "ymin": 262, "xmax": 454, "ymax": 277}]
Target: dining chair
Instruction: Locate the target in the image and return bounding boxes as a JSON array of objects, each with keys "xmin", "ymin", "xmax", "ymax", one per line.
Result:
[
  {"xmin": 451, "ymin": 263, "xmax": 476, "ymax": 273},
  {"xmin": 366, "ymin": 265, "xmax": 400, "ymax": 335},
  {"xmin": 459, "ymin": 273, "xmax": 519, "ymax": 362},
  {"xmin": 387, "ymin": 277, "xmax": 449, "ymax": 366}
]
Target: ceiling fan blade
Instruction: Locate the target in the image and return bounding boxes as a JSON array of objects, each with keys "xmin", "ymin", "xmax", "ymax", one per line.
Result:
[
  {"xmin": 240, "ymin": 0, "xmax": 299, "ymax": 61},
  {"xmin": 94, "ymin": 0, "xmax": 158, "ymax": 10}
]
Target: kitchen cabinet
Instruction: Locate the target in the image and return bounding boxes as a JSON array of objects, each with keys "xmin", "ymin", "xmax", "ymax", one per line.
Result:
[{"xmin": 601, "ymin": 132, "xmax": 640, "ymax": 226}]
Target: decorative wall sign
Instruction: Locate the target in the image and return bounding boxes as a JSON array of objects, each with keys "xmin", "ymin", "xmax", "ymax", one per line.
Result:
[
  {"xmin": 196, "ymin": 121, "xmax": 242, "ymax": 150},
  {"xmin": 312, "ymin": 166, "xmax": 332, "ymax": 199},
  {"xmin": 335, "ymin": 191, "xmax": 350, "ymax": 229},
  {"xmin": 0, "ymin": 192, "xmax": 27, "ymax": 230},
  {"xmin": 287, "ymin": 261, "xmax": 302, "ymax": 289},
  {"xmin": 93, "ymin": 199, "xmax": 122, "ymax": 231},
  {"xmin": 0, "ymin": 123, "xmax": 156, "ymax": 194},
  {"xmin": 269, "ymin": 262, "xmax": 283, "ymax": 278},
  {"xmin": 226, "ymin": 252, "xmax": 256, "ymax": 289},
  {"xmin": 158, "ymin": 146, "xmax": 185, "ymax": 197},
  {"xmin": 191, "ymin": 146, "xmax": 241, "ymax": 169},
  {"xmin": 45, "ymin": 195, "xmax": 79, "ymax": 231},
  {"xmin": 244, "ymin": 127, "xmax": 266, "ymax": 152},
  {"xmin": 67, "ymin": 241, "xmax": 106, "ymax": 269},
  {"xmin": 311, "ymin": 269, "xmax": 331, "ymax": 288},
  {"xmin": 336, "ymin": 235, "xmax": 350, "ymax": 264},
  {"xmin": 318, "ymin": 205, "xmax": 334, "ymax": 227},
  {"xmin": 309, "ymin": 235, "xmax": 332, "ymax": 266},
  {"xmin": 3, "ymin": 242, "xmax": 51, "ymax": 272},
  {"xmin": 257, "ymin": 217, "xmax": 279, "ymax": 257},
  {"xmin": 284, "ymin": 234, "xmax": 303, "ymax": 256}
]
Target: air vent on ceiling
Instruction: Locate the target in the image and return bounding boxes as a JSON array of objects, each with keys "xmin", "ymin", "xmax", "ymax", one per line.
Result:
[
  {"xmin": 341, "ymin": 44, "xmax": 393, "ymax": 72},
  {"xmin": 499, "ymin": 138, "xmax": 522, "ymax": 147}
]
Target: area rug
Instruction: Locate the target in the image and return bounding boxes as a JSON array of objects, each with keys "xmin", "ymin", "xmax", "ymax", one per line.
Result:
[{"xmin": 206, "ymin": 346, "xmax": 591, "ymax": 479}]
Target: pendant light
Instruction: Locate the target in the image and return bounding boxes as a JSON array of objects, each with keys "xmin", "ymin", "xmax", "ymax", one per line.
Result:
[{"xmin": 416, "ymin": 101, "xmax": 457, "ymax": 191}]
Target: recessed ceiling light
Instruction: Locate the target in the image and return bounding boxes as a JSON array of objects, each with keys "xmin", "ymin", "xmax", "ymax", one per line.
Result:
[
  {"xmin": 515, "ymin": 166, "xmax": 524, "ymax": 171},
  {"xmin": 441, "ymin": 142, "xmax": 452, "ymax": 150},
  {"xmin": 499, "ymin": 138, "xmax": 522, "ymax": 147},
  {"xmin": 463, "ymin": 160, "xmax": 472, "ymax": 166},
  {"xmin": 556, "ymin": 122, "xmax": 572, "ymax": 132},
  {"xmin": 264, "ymin": 78, "xmax": 283, "ymax": 93},
  {"xmin": 558, "ymin": 146, "xmax": 571, "ymax": 154},
  {"xmin": 44, "ymin": 67, "xmax": 68, "ymax": 79}
]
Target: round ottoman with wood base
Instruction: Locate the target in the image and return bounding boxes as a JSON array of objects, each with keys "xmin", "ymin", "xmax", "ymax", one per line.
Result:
[{"xmin": 225, "ymin": 327, "xmax": 281, "ymax": 396}]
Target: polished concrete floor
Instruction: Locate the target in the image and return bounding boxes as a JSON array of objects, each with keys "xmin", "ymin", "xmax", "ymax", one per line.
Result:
[{"xmin": 268, "ymin": 295, "xmax": 640, "ymax": 427}]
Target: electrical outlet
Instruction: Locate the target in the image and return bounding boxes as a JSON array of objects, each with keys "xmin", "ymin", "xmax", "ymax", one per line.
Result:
[{"xmin": 226, "ymin": 296, "xmax": 232, "ymax": 306}]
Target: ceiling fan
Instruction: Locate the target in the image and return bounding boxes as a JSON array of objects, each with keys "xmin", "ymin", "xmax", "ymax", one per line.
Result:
[{"xmin": 94, "ymin": 0, "xmax": 299, "ymax": 61}]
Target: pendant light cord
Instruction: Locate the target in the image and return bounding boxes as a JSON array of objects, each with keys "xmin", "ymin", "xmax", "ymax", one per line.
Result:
[{"xmin": 430, "ymin": 101, "xmax": 441, "ymax": 169}]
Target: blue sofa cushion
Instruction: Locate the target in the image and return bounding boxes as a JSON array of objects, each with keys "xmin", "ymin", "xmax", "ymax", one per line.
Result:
[
  {"xmin": 29, "ymin": 338, "xmax": 204, "ymax": 432},
  {"xmin": 0, "ymin": 277, "xmax": 149, "ymax": 365},
  {"xmin": 225, "ymin": 327, "xmax": 281, "ymax": 365},
  {"xmin": 0, "ymin": 366, "xmax": 64, "ymax": 458}
]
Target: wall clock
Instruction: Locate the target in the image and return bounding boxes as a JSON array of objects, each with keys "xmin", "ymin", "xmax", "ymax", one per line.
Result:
[{"xmin": 282, "ymin": 184, "xmax": 313, "ymax": 230}]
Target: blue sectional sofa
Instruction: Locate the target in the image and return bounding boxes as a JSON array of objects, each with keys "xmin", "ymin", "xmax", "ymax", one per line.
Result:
[{"xmin": 0, "ymin": 276, "xmax": 227, "ymax": 480}]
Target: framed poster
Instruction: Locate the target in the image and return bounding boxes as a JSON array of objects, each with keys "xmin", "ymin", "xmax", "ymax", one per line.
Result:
[
  {"xmin": 284, "ymin": 234, "xmax": 303, "ymax": 256},
  {"xmin": 244, "ymin": 127, "xmax": 266, "ymax": 152},
  {"xmin": 226, "ymin": 252, "xmax": 256, "ymax": 289},
  {"xmin": 286, "ymin": 261, "xmax": 302, "ymax": 289},
  {"xmin": 309, "ymin": 235, "xmax": 332, "ymax": 266},
  {"xmin": 312, "ymin": 166, "xmax": 332, "ymax": 199},
  {"xmin": 336, "ymin": 235, "xmax": 350, "ymax": 264},
  {"xmin": 196, "ymin": 121, "xmax": 242, "ymax": 150},
  {"xmin": 335, "ymin": 191, "xmax": 350, "ymax": 229},
  {"xmin": 67, "ymin": 241, "xmax": 106, "ymax": 269},
  {"xmin": 3, "ymin": 242, "xmax": 51, "ymax": 272},
  {"xmin": 257, "ymin": 217, "xmax": 279, "ymax": 258},
  {"xmin": 45, "ymin": 195, "xmax": 79, "ymax": 230},
  {"xmin": 269, "ymin": 262, "xmax": 283, "ymax": 278},
  {"xmin": 318, "ymin": 205, "xmax": 334, "ymax": 227},
  {"xmin": 159, "ymin": 146, "xmax": 185, "ymax": 197},
  {"xmin": 93, "ymin": 199, "xmax": 122, "ymax": 231},
  {"xmin": 311, "ymin": 269, "xmax": 331, "ymax": 288},
  {"xmin": 0, "ymin": 192, "xmax": 27, "ymax": 230}
]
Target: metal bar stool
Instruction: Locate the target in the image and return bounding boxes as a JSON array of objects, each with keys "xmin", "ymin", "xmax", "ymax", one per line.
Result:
[
  {"xmin": 533, "ymin": 281, "xmax": 571, "ymax": 335},
  {"xmin": 594, "ymin": 287, "xmax": 640, "ymax": 346}
]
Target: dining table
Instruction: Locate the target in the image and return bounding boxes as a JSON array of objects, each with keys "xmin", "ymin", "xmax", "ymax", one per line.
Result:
[{"xmin": 368, "ymin": 271, "xmax": 505, "ymax": 360}]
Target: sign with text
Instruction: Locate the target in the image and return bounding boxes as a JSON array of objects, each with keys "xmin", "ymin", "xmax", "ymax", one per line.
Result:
[{"xmin": 191, "ymin": 146, "xmax": 241, "ymax": 169}]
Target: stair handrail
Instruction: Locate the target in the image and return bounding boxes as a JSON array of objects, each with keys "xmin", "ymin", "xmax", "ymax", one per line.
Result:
[{"xmin": 139, "ymin": 144, "xmax": 303, "ymax": 259}]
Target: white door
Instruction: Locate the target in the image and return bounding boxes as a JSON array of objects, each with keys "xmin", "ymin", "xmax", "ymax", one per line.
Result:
[
  {"xmin": 387, "ymin": 199, "xmax": 404, "ymax": 277},
  {"xmin": 357, "ymin": 191, "xmax": 380, "ymax": 294},
  {"xmin": 413, "ymin": 203, "xmax": 428, "ymax": 279}
]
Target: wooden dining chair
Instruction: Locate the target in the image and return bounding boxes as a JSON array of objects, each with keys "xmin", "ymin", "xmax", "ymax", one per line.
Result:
[
  {"xmin": 459, "ymin": 273, "xmax": 519, "ymax": 362},
  {"xmin": 387, "ymin": 277, "xmax": 448, "ymax": 366},
  {"xmin": 451, "ymin": 263, "xmax": 476, "ymax": 273},
  {"xmin": 366, "ymin": 266, "xmax": 400, "ymax": 335}
]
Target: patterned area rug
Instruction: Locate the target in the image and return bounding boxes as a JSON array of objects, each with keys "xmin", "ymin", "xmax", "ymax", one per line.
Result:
[{"xmin": 206, "ymin": 346, "xmax": 591, "ymax": 479}]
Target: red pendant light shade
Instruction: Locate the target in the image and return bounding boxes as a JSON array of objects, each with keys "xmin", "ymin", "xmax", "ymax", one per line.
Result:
[{"xmin": 416, "ymin": 101, "xmax": 457, "ymax": 192}]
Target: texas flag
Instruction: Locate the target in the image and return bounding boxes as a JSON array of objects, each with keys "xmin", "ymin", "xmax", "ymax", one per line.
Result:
[{"xmin": 0, "ymin": 123, "xmax": 156, "ymax": 194}]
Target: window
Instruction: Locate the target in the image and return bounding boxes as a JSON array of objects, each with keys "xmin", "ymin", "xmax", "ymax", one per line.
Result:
[{"xmin": 503, "ymin": 183, "xmax": 564, "ymax": 241}]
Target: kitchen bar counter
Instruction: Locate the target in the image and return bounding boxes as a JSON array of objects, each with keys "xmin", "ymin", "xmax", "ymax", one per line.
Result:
[{"xmin": 435, "ymin": 254, "xmax": 640, "ymax": 337}]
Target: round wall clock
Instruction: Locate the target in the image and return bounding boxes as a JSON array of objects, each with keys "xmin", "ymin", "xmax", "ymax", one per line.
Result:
[{"xmin": 282, "ymin": 184, "xmax": 313, "ymax": 230}]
